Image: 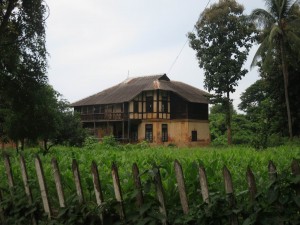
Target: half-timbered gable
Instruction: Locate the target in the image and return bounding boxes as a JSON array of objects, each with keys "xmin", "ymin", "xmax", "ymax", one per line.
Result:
[{"xmin": 71, "ymin": 74, "xmax": 210, "ymax": 146}]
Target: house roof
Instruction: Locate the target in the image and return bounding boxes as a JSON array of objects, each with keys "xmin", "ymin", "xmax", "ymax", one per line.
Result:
[{"xmin": 71, "ymin": 74, "xmax": 209, "ymax": 106}]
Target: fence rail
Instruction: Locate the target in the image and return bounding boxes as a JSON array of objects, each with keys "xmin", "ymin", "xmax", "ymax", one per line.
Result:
[{"xmin": 0, "ymin": 155, "xmax": 300, "ymax": 224}]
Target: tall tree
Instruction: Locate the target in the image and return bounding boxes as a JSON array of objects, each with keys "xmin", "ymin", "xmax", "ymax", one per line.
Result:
[
  {"xmin": 188, "ymin": 0, "xmax": 254, "ymax": 144},
  {"xmin": 250, "ymin": 0, "xmax": 300, "ymax": 138},
  {"xmin": 0, "ymin": 0, "xmax": 48, "ymax": 145}
]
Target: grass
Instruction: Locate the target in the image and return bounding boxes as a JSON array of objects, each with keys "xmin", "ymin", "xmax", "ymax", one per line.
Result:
[
  {"xmin": 1, "ymin": 144, "xmax": 300, "ymax": 207},
  {"xmin": 1, "ymin": 143, "xmax": 300, "ymax": 224}
]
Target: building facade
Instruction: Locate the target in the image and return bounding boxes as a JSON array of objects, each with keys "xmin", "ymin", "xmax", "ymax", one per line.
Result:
[{"xmin": 71, "ymin": 74, "xmax": 210, "ymax": 146}]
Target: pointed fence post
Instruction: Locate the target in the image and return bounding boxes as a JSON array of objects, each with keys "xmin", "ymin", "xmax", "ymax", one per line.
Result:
[
  {"xmin": 174, "ymin": 160, "xmax": 189, "ymax": 214},
  {"xmin": 91, "ymin": 161, "xmax": 104, "ymax": 224},
  {"xmin": 72, "ymin": 159, "xmax": 84, "ymax": 204},
  {"xmin": 112, "ymin": 162, "xmax": 125, "ymax": 221},
  {"xmin": 35, "ymin": 155, "xmax": 52, "ymax": 219},
  {"xmin": 199, "ymin": 165, "xmax": 210, "ymax": 203},
  {"xmin": 268, "ymin": 160, "xmax": 277, "ymax": 182},
  {"xmin": 223, "ymin": 166, "xmax": 239, "ymax": 225},
  {"xmin": 3, "ymin": 154, "xmax": 14, "ymax": 189},
  {"xmin": 0, "ymin": 189, "xmax": 5, "ymax": 223},
  {"xmin": 246, "ymin": 166, "xmax": 257, "ymax": 202},
  {"xmin": 20, "ymin": 155, "xmax": 37, "ymax": 225},
  {"xmin": 51, "ymin": 158, "xmax": 66, "ymax": 208},
  {"xmin": 153, "ymin": 166, "xmax": 167, "ymax": 225},
  {"xmin": 291, "ymin": 159, "xmax": 300, "ymax": 195},
  {"xmin": 132, "ymin": 163, "xmax": 144, "ymax": 208}
]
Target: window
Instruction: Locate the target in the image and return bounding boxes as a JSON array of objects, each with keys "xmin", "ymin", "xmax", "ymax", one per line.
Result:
[
  {"xmin": 134, "ymin": 101, "xmax": 139, "ymax": 113},
  {"xmin": 161, "ymin": 96, "xmax": 168, "ymax": 113},
  {"xmin": 145, "ymin": 124, "xmax": 153, "ymax": 142},
  {"xmin": 162, "ymin": 124, "xmax": 168, "ymax": 142},
  {"xmin": 131, "ymin": 126, "xmax": 138, "ymax": 142},
  {"xmin": 74, "ymin": 107, "xmax": 81, "ymax": 113},
  {"xmin": 132, "ymin": 130, "xmax": 138, "ymax": 142},
  {"xmin": 82, "ymin": 106, "xmax": 88, "ymax": 114},
  {"xmin": 146, "ymin": 96, "xmax": 153, "ymax": 113},
  {"xmin": 191, "ymin": 130, "xmax": 197, "ymax": 142},
  {"xmin": 94, "ymin": 106, "xmax": 100, "ymax": 113}
]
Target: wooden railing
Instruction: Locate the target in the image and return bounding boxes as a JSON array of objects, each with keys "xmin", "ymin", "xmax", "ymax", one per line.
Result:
[
  {"xmin": 0, "ymin": 155, "xmax": 300, "ymax": 224},
  {"xmin": 80, "ymin": 112, "xmax": 129, "ymax": 121}
]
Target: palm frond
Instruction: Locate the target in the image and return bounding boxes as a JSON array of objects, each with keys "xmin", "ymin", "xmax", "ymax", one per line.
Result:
[
  {"xmin": 287, "ymin": 19, "xmax": 300, "ymax": 32},
  {"xmin": 279, "ymin": 0, "xmax": 292, "ymax": 18},
  {"xmin": 250, "ymin": 8, "xmax": 275, "ymax": 29},
  {"xmin": 286, "ymin": 0, "xmax": 300, "ymax": 21},
  {"xmin": 269, "ymin": 25, "xmax": 282, "ymax": 42},
  {"xmin": 251, "ymin": 36, "xmax": 270, "ymax": 68},
  {"xmin": 286, "ymin": 30, "xmax": 300, "ymax": 54},
  {"xmin": 265, "ymin": 0, "xmax": 280, "ymax": 18}
]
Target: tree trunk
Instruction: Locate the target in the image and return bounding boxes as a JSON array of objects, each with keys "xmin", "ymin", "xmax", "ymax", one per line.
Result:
[
  {"xmin": 0, "ymin": 0, "xmax": 17, "ymax": 36},
  {"xmin": 43, "ymin": 139, "xmax": 48, "ymax": 152},
  {"xmin": 280, "ymin": 38, "xmax": 293, "ymax": 139},
  {"xmin": 21, "ymin": 138, "xmax": 24, "ymax": 150},
  {"xmin": 226, "ymin": 92, "xmax": 232, "ymax": 145}
]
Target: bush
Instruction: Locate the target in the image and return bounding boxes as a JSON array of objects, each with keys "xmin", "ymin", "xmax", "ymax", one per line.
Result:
[
  {"xmin": 101, "ymin": 135, "xmax": 119, "ymax": 148},
  {"xmin": 211, "ymin": 135, "xmax": 227, "ymax": 147},
  {"xmin": 83, "ymin": 136, "xmax": 99, "ymax": 150}
]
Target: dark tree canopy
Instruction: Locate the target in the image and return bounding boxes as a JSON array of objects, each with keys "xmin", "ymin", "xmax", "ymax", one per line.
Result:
[
  {"xmin": 0, "ymin": 0, "xmax": 48, "ymax": 145},
  {"xmin": 188, "ymin": 0, "xmax": 254, "ymax": 144},
  {"xmin": 250, "ymin": 0, "xmax": 300, "ymax": 138},
  {"xmin": 0, "ymin": 0, "xmax": 48, "ymax": 85}
]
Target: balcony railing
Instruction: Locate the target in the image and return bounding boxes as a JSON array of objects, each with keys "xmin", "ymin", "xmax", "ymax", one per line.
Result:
[{"xmin": 80, "ymin": 113, "xmax": 129, "ymax": 121}]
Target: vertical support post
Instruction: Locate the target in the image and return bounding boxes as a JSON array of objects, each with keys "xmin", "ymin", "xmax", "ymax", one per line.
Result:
[
  {"xmin": 142, "ymin": 92, "xmax": 144, "ymax": 119},
  {"xmin": 132, "ymin": 163, "xmax": 144, "ymax": 208},
  {"xmin": 51, "ymin": 158, "xmax": 66, "ymax": 208},
  {"xmin": 223, "ymin": 166, "xmax": 239, "ymax": 225},
  {"xmin": 122, "ymin": 121, "xmax": 125, "ymax": 141},
  {"xmin": 128, "ymin": 119, "xmax": 130, "ymax": 142},
  {"xmin": 153, "ymin": 166, "xmax": 167, "ymax": 225},
  {"xmin": 156, "ymin": 89, "xmax": 159, "ymax": 119},
  {"xmin": 199, "ymin": 165, "xmax": 210, "ymax": 203},
  {"xmin": 112, "ymin": 163, "xmax": 125, "ymax": 220},
  {"xmin": 20, "ymin": 155, "xmax": 37, "ymax": 225},
  {"xmin": 72, "ymin": 159, "xmax": 84, "ymax": 204},
  {"xmin": 91, "ymin": 161, "xmax": 104, "ymax": 224},
  {"xmin": 174, "ymin": 160, "xmax": 189, "ymax": 214},
  {"xmin": 246, "ymin": 166, "xmax": 257, "ymax": 202},
  {"xmin": 35, "ymin": 155, "xmax": 52, "ymax": 219}
]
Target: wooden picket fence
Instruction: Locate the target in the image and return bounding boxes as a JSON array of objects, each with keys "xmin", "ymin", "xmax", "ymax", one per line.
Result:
[{"xmin": 1, "ymin": 154, "xmax": 300, "ymax": 225}]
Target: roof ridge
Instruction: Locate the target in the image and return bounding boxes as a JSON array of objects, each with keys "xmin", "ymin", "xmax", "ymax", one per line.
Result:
[{"xmin": 71, "ymin": 73, "xmax": 208, "ymax": 106}]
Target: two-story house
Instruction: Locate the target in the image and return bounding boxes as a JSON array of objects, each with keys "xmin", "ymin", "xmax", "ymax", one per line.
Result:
[{"xmin": 71, "ymin": 74, "xmax": 210, "ymax": 146}]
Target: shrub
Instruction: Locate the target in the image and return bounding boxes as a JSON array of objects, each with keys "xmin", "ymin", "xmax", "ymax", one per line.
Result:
[
  {"xmin": 83, "ymin": 136, "xmax": 99, "ymax": 150},
  {"xmin": 101, "ymin": 135, "xmax": 119, "ymax": 148}
]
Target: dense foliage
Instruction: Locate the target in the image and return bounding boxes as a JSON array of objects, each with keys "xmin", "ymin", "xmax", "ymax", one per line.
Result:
[
  {"xmin": 0, "ymin": 1, "xmax": 87, "ymax": 150},
  {"xmin": 202, "ymin": 0, "xmax": 300, "ymax": 145},
  {"xmin": 0, "ymin": 145, "xmax": 300, "ymax": 224},
  {"xmin": 250, "ymin": 0, "xmax": 300, "ymax": 138},
  {"xmin": 188, "ymin": 0, "xmax": 255, "ymax": 144}
]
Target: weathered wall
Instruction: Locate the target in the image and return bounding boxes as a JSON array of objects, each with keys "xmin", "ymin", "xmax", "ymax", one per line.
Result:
[{"xmin": 137, "ymin": 120, "xmax": 210, "ymax": 147}]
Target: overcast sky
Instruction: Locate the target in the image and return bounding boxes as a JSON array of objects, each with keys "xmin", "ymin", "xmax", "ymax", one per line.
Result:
[{"xmin": 46, "ymin": 0, "xmax": 266, "ymax": 110}]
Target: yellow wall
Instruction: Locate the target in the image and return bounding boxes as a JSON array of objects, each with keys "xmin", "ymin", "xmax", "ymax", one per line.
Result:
[{"xmin": 137, "ymin": 120, "xmax": 210, "ymax": 147}]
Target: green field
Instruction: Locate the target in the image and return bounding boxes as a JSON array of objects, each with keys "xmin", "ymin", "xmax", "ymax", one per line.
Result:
[
  {"xmin": 1, "ymin": 143, "xmax": 300, "ymax": 224},
  {"xmin": 2, "ymin": 143, "xmax": 300, "ymax": 198}
]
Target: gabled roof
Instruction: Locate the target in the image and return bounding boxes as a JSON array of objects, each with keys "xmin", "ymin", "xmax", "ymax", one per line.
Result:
[{"xmin": 71, "ymin": 74, "xmax": 208, "ymax": 106}]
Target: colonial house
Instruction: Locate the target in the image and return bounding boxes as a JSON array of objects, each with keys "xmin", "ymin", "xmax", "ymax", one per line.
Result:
[{"xmin": 71, "ymin": 74, "xmax": 210, "ymax": 146}]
